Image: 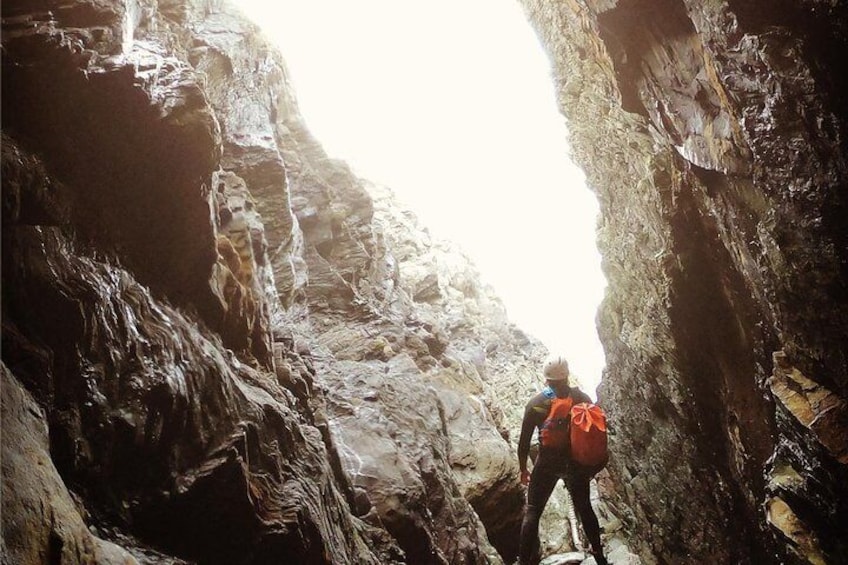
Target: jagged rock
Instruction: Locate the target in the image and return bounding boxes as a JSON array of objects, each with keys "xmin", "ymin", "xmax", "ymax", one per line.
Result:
[
  {"xmin": 314, "ymin": 355, "xmax": 502, "ymax": 564},
  {"xmin": 1, "ymin": 363, "xmax": 138, "ymax": 565},
  {"xmin": 305, "ymin": 307, "xmax": 528, "ymax": 563},
  {"xmin": 0, "ymin": 2, "xmax": 276, "ymax": 367},
  {"xmin": 1, "ymin": 218, "xmax": 393, "ymax": 564},
  {"xmin": 769, "ymin": 351, "xmax": 848, "ymax": 464},
  {"xmin": 211, "ymin": 170, "xmax": 276, "ymax": 365},
  {"xmin": 1, "ymin": 89, "xmax": 397, "ymax": 565},
  {"xmin": 186, "ymin": 3, "xmax": 536, "ymax": 558},
  {"xmin": 765, "ymin": 496, "xmax": 827, "ymax": 565},
  {"xmin": 188, "ymin": 9, "xmax": 307, "ymax": 308},
  {"xmin": 520, "ymin": 0, "xmax": 848, "ymax": 562},
  {"xmin": 2, "ymin": 1, "xmax": 535, "ymax": 563},
  {"xmin": 5, "ymin": 0, "xmax": 846, "ymax": 563}
]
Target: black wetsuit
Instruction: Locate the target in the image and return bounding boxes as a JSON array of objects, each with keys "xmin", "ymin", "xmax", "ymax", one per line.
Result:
[{"xmin": 517, "ymin": 386, "xmax": 606, "ymax": 565}]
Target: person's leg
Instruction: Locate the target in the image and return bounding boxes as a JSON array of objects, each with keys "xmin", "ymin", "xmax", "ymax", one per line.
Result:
[
  {"xmin": 518, "ymin": 458, "xmax": 559, "ymax": 565},
  {"xmin": 566, "ymin": 470, "xmax": 607, "ymax": 564}
]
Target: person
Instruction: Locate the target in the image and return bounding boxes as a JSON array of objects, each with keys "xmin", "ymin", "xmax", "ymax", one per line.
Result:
[{"xmin": 517, "ymin": 356, "xmax": 608, "ymax": 565}]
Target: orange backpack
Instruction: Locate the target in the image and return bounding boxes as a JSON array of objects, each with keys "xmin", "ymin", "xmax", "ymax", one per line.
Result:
[
  {"xmin": 570, "ymin": 402, "xmax": 609, "ymax": 468},
  {"xmin": 540, "ymin": 397, "xmax": 574, "ymax": 449}
]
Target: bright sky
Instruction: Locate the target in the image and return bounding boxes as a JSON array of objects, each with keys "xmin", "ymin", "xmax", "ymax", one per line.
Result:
[{"xmin": 232, "ymin": 0, "xmax": 607, "ymax": 395}]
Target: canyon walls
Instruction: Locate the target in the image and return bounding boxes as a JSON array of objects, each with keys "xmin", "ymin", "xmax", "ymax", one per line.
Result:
[
  {"xmin": 2, "ymin": 1, "xmax": 541, "ymax": 563},
  {"xmin": 519, "ymin": 0, "xmax": 847, "ymax": 563},
  {"xmin": 3, "ymin": 0, "xmax": 847, "ymax": 564}
]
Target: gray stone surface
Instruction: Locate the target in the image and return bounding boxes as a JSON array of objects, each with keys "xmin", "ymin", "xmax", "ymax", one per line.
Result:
[
  {"xmin": 1, "ymin": 364, "xmax": 139, "ymax": 565},
  {"xmin": 3, "ymin": 0, "xmax": 846, "ymax": 563},
  {"xmin": 520, "ymin": 0, "xmax": 848, "ymax": 562},
  {"xmin": 1, "ymin": 1, "xmax": 541, "ymax": 563}
]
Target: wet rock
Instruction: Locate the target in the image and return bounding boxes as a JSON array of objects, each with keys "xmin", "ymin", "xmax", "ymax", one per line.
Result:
[
  {"xmin": 9, "ymin": 0, "xmax": 846, "ymax": 562},
  {"xmin": 1, "ymin": 364, "xmax": 138, "ymax": 565},
  {"xmin": 770, "ymin": 351, "xmax": 848, "ymax": 464},
  {"xmin": 316, "ymin": 355, "xmax": 504, "ymax": 565},
  {"xmin": 2, "ymin": 2, "xmax": 538, "ymax": 563},
  {"xmin": 520, "ymin": 0, "xmax": 848, "ymax": 562}
]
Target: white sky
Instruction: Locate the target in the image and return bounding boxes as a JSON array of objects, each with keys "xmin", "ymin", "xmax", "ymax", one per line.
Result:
[{"xmin": 232, "ymin": 0, "xmax": 607, "ymax": 395}]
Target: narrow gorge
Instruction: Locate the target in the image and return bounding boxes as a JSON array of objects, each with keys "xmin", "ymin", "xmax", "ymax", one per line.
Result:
[{"xmin": 2, "ymin": 1, "xmax": 846, "ymax": 565}]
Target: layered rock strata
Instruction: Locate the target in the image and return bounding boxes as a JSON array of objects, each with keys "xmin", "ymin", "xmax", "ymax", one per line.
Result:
[
  {"xmin": 1, "ymin": 1, "xmax": 540, "ymax": 563},
  {"xmin": 5, "ymin": 0, "xmax": 846, "ymax": 563},
  {"xmin": 519, "ymin": 0, "xmax": 848, "ymax": 563}
]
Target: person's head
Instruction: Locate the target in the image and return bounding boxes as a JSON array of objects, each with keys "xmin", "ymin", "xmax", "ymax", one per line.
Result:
[{"xmin": 543, "ymin": 355, "xmax": 571, "ymax": 391}]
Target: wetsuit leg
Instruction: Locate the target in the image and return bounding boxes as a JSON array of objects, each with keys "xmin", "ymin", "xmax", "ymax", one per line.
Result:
[
  {"xmin": 566, "ymin": 470, "xmax": 606, "ymax": 563},
  {"xmin": 518, "ymin": 457, "xmax": 560, "ymax": 565}
]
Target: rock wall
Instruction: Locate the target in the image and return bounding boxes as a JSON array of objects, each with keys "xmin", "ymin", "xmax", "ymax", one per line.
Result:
[
  {"xmin": 6, "ymin": 0, "xmax": 846, "ymax": 563},
  {"xmin": 1, "ymin": 1, "xmax": 542, "ymax": 564},
  {"xmin": 2, "ymin": 137, "xmax": 394, "ymax": 564},
  {"xmin": 519, "ymin": 0, "xmax": 847, "ymax": 563}
]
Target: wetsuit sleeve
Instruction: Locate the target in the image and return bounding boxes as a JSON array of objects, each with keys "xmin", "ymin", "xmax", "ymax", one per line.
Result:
[{"xmin": 518, "ymin": 395, "xmax": 543, "ymax": 472}]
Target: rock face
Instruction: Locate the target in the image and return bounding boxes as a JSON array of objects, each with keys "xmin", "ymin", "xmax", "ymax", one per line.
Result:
[
  {"xmin": 1, "ymin": 363, "xmax": 139, "ymax": 565},
  {"xmin": 519, "ymin": 0, "xmax": 848, "ymax": 563},
  {"xmin": 4, "ymin": 0, "xmax": 846, "ymax": 564},
  {"xmin": 1, "ymin": 1, "xmax": 538, "ymax": 564},
  {"xmin": 309, "ymin": 180, "xmax": 547, "ymax": 563},
  {"xmin": 2, "ymin": 141, "xmax": 391, "ymax": 564}
]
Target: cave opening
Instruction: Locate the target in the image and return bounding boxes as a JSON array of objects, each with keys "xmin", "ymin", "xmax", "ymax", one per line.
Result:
[{"xmin": 233, "ymin": 0, "xmax": 609, "ymax": 394}]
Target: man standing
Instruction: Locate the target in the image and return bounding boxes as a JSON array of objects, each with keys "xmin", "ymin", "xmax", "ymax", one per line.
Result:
[{"xmin": 517, "ymin": 356, "xmax": 608, "ymax": 565}]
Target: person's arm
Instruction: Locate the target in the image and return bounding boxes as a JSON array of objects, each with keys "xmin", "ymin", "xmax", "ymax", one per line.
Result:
[{"xmin": 517, "ymin": 397, "xmax": 540, "ymax": 484}]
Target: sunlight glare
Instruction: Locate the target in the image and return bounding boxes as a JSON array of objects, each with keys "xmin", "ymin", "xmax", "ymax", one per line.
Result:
[{"xmin": 231, "ymin": 0, "xmax": 608, "ymax": 396}]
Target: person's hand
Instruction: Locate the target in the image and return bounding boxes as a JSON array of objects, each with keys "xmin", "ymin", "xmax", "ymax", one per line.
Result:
[{"xmin": 520, "ymin": 469, "xmax": 531, "ymax": 485}]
